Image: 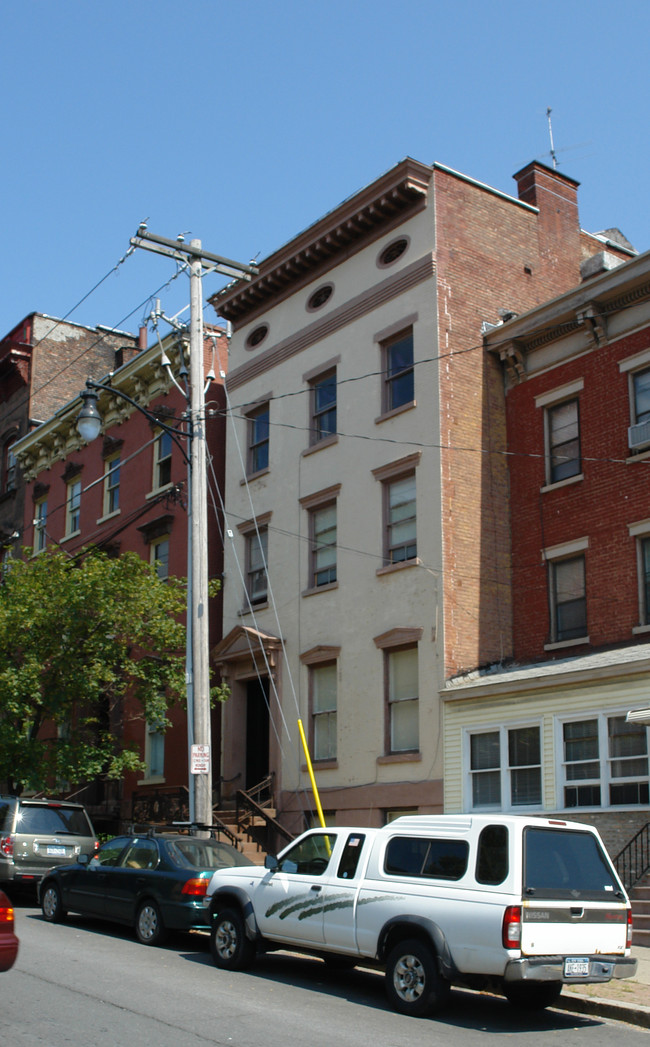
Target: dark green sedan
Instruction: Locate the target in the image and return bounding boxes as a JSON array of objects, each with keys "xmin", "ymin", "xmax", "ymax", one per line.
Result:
[{"xmin": 38, "ymin": 832, "xmax": 255, "ymax": 946}]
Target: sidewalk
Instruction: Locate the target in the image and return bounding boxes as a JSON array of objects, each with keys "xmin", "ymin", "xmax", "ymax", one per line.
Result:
[{"xmin": 556, "ymin": 946, "xmax": 650, "ymax": 1028}]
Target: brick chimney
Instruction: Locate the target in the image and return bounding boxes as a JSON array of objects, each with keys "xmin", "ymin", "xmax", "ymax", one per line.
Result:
[{"xmin": 513, "ymin": 160, "xmax": 582, "ymax": 293}]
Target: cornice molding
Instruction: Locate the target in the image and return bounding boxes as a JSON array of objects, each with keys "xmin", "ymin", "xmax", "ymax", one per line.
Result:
[
  {"xmin": 211, "ymin": 158, "xmax": 432, "ymax": 326},
  {"xmin": 226, "ymin": 253, "xmax": 435, "ymax": 391}
]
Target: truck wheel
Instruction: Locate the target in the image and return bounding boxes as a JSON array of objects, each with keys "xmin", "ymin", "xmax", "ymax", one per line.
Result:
[
  {"xmin": 385, "ymin": 938, "xmax": 450, "ymax": 1017},
  {"xmin": 505, "ymin": 983, "xmax": 563, "ymax": 1010},
  {"xmin": 210, "ymin": 907, "xmax": 255, "ymax": 970}
]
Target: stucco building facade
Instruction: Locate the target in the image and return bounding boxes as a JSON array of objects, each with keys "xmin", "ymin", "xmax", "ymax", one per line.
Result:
[{"xmin": 210, "ymin": 156, "xmax": 633, "ymax": 834}]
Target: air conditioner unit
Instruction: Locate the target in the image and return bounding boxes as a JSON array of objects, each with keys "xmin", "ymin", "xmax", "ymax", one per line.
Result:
[{"xmin": 628, "ymin": 420, "xmax": 650, "ymax": 449}]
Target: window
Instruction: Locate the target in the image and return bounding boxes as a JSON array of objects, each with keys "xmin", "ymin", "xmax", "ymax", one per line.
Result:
[
  {"xmin": 386, "ymin": 474, "xmax": 416, "ymax": 564},
  {"xmin": 561, "ymin": 714, "xmax": 649, "ymax": 809},
  {"xmin": 469, "ymin": 725, "xmax": 542, "ymax": 810},
  {"xmin": 310, "ymin": 369, "xmax": 336, "ymax": 444},
  {"xmin": 641, "ymin": 536, "xmax": 650, "ymax": 625},
  {"xmin": 144, "ymin": 720, "xmax": 165, "ymax": 779},
  {"xmin": 546, "ymin": 398, "xmax": 581, "ymax": 484},
  {"xmin": 384, "ymin": 836, "xmax": 469, "ymax": 881},
  {"xmin": 247, "ymin": 527, "xmax": 268, "ymax": 606},
  {"xmin": 3, "ymin": 441, "xmax": 16, "ymax": 493},
  {"xmin": 151, "ymin": 536, "xmax": 170, "ymax": 581},
  {"xmin": 276, "ymin": 832, "xmax": 337, "ymax": 875},
  {"xmin": 383, "ymin": 329, "xmax": 414, "ymax": 413},
  {"xmin": 103, "ymin": 453, "xmax": 120, "ymax": 516},
  {"xmin": 310, "ymin": 503, "xmax": 336, "ymax": 587},
  {"xmin": 154, "ymin": 429, "xmax": 172, "ymax": 490},
  {"xmin": 632, "ymin": 367, "xmax": 650, "ymax": 428},
  {"xmin": 65, "ymin": 478, "xmax": 81, "ymax": 536},
  {"xmin": 549, "ymin": 555, "xmax": 587, "ymax": 643},
  {"xmin": 248, "ymin": 403, "xmax": 269, "ymax": 475},
  {"xmin": 311, "ymin": 663, "xmax": 337, "ymax": 761},
  {"xmin": 34, "ymin": 496, "xmax": 47, "ymax": 552},
  {"xmin": 387, "ymin": 647, "xmax": 419, "ymax": 753}
]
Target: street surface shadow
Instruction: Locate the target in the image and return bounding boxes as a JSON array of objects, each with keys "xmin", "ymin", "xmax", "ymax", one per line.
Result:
[{"xmin": 181, "ymin": 945, "xmax": 604, "ymax": 1033}]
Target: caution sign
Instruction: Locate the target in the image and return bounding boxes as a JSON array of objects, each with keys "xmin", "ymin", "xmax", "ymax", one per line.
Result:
[{"xmin": 191, "ymin": 744, "xmax": 210, "ymax": 774}]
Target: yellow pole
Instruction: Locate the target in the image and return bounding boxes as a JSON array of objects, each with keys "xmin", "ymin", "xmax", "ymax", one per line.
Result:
[{"xmin": 297, "ymin": 718, "xmax": 327, "ymax": 829}]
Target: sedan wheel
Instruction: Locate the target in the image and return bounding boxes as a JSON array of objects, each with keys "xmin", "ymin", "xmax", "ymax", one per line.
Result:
[
  {"xmin": 41, "ymin": 882, "xmax": 66, "ymax": 923},
  {"xmin": 135, "ymin": 900, "xmax": 167, "ymax": 946}
]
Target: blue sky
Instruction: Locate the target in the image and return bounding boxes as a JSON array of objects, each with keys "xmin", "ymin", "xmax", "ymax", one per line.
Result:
[{"xmin": 1, "ymin": 0, "xmax": 647, "ymax": 344}]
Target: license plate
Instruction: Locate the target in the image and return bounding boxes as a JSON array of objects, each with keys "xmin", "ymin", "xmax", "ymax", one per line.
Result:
[
  {"xmin": 564, "ymin": 957, "xmax": 590, "ymax": 977},
  {"xmin": 47, "ymin": 846, "xmax": 66, "ymax": 856}
]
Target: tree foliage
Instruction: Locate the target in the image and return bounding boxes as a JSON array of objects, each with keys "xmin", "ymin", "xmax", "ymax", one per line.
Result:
[{"xmin": 0, "ymin": 548, "xmax": 188, "ymax": 795}]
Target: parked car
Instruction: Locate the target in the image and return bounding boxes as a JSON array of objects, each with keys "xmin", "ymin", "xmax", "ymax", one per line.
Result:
[
  {"xmin": 39, "ymin": 831, "xmax": 255, "ymax": 945},
  {"xmin": 0, "ymin": 889, "xmax": 19, "ymax": 971},
  {"xmin": 204, "ymin": 814, "xmax": 637, "ymax": 1017},
  {"xmin": 0, "ymin": 796, "xmax": 98, "ymax": 888}
]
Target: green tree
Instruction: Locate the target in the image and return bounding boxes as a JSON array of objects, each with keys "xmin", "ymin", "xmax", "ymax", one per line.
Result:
[{"xmin": 0, "ymin": 548, "xmax": 189, "ymax": 795}]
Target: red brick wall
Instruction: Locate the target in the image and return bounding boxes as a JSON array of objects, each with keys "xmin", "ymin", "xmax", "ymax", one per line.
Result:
[{"xmin": 507, "ymin": 326, "xmax": 650, "ymax": 658}]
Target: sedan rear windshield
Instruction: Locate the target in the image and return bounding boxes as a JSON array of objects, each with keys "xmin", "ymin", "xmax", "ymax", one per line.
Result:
[
  {"xmin": 168, "ymin": 839, "xmax": 253, "ymax": 870},
  {"xmin": 16, "ymin": 805, "xmax": 93, "ymax": 836},
  {"xmin": 524, "ymin": 827, "xmax": 622, "ymax": 901}
]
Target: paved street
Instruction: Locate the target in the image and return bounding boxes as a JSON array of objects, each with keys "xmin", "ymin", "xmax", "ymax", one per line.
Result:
[{"xmin": 4, "ymin": 901, "xmax": 650, "ymax": 1047}]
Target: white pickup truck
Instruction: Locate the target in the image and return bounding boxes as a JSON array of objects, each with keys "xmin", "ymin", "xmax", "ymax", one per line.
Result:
[{"xmin": 203, "ymin": 814, "xmax": 637, "ymax": 1017}]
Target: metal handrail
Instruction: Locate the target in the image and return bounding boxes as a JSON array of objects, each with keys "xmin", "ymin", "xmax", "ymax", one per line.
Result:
[{"xmin": 614, "ymin": 822, "xmax": 650, "ymax": 891}]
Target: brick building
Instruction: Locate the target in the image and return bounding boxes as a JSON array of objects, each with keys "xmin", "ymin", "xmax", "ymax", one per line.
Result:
[
  {"xmin": 209, "ymin": 156, "xmax": 632, "ymax": 833},
  {"xmin": 444, "ymin": 248, "xmax": 650, "ymax": 855},
  {"xmin": 0, "ymin": 313, "xmax": 139, "ymax": 564},
  {"xmin": 13, "ymin": 327, "xmax": 228, "ymax": 830}
]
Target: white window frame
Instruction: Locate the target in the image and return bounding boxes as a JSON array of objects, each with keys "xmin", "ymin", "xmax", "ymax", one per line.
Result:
[
  {"xmin": 311, "ymin": 662, "xmax": 337, "ymax": 761},
  {"xmin": 33, "ymin": 496, "xmax": 48, "ymax": 553},
  {"xmin": 544, "ymin": 537, "xmax": 589, "ymax": 649},
  {"xmin": 103, "ymin": 452, "xmax": 121, "ymax": 518},
  {"xmin": 65, "ymin": 477, "xmax": 82, "ymax": 536},
  {"xmin": 153, "ymin": 429, "xmax": 173, "ymax": 491},
  {"xmin": 143, "ymin": 719, "xmax": 165, "ymax": 781},
  {"xmin": 466, "ymin": 722, "xmax": 543, "ymax": 812},
  {"xmin": 556, "ymin": 710, "xmax": 650, "ymax": 811},
  {"xmin": 150, "ymin": 535, "xmax": 170, "ymax": 581}
]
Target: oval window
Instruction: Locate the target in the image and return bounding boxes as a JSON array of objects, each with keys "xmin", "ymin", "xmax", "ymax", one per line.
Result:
[
  {"xmin": 378, "ymin": 238, "xmax": 409, "ymax": 267},
  {"xmin": 307, "ymin": 284, "xmax": 333, "ymax": 311},
  {"xmin": 246, "ymin": 324, "xmax": 269, "ymax": 350}
]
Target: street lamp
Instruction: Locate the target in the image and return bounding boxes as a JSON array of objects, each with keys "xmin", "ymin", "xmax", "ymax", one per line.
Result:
[{"xmin": 76, "ymin": 363, "xmax": 208, "ymax": 830}]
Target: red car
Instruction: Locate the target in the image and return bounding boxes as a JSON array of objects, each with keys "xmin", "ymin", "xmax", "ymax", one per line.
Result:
[{"xmin": 0, "ymin": 890, "xmax": 18, "ymax": 971}]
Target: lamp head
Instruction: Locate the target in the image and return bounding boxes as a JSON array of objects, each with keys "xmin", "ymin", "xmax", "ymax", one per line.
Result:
[{"xmin": 77, "ymin": 384, "xmax": 103, "ymax": 443}]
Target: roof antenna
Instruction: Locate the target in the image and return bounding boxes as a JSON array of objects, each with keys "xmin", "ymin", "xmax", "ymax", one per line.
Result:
[{"xmin": 546, "ymin": 107, "xmax": 558, "ymax": 169}]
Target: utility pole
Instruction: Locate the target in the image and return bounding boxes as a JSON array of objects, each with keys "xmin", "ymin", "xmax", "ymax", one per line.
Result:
[{"xmin": 129, "ymin": 228, "xmax": 256, "ymax": 831}]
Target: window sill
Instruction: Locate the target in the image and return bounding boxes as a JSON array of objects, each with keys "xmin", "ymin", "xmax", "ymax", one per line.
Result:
[
  {"xmin": 238, "ymin": 601, "xmax": 269, "ymax": 616},
  {"xmin": 626, "ymin": 447, "xmax": 650, "ymax": 464},
  {"xmin": 544, "ymin": 636, "xmax": 590, "ymax": 651},
  {"xmin": 137, "ymin": 775, "xmax": 166, "ymax": 786},
  {"xmin": 377, "ymin": 751, "xmax": 422, "ymax": 765},
  {"xmin": 146, "ymin": 483, "xmax": 174, "ymax": 500},
  {"xmin": 0, "ymin": 488, "xmax": 16, "ymax": 504},
  {"xmin": 60, "ymin": 530, "xmax": 81, "ymax": 543},
  {"xmin": 633, "ymin": 624, "xmax": 650, "ymax": 635},
  {"xmin": 375, "ymin": 400, "xmax": 416, "ymax": 425},
  {"xmin": 377, "ymin": 557, "xmax": 421, "ymax": 577},
  {"xmin": 241, "ymin": 467, "xmax": 270, "ymax": 484},
  {"xmin": 302, "ymin": 434, "xmax": 338, "ymax": 457},
  {"xmin": 541, "ymin": 473, "xmax": 584, "ymax": 494},
  {"xmin": 302, "ymin": 760, "xmax": 338, "ymax": 771},
  {"xmin": 97, "ymin": 509, "xmax": 121, "ymax": 525},
  {"xmin": 302, "ymin": 581, "xmax": 339, "ymax": 598}
]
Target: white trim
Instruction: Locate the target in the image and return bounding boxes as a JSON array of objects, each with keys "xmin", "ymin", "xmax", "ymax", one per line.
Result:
[
  {"xmin": 619, "ymin": 347, "xmax": 650, "ymax": 374},
  {"xmin": 464, "ymin": 719, "xmax": 543, "ymax": 813},
  {"xmin": 543, "ymin": 536, "xmax": 589, "ymax": 560},
  {"xmin": 535, "ymin": 378, "xmax": 584, "ymax": 409},
  {"xmin": 554, "ymin": 708, "xmax": 650, "ymax": 813}
]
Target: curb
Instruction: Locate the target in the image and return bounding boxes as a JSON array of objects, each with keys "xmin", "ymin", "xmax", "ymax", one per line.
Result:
[{"xmin": 557, "ymin": 992, "xmax": 650, "ymax": 1029}]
